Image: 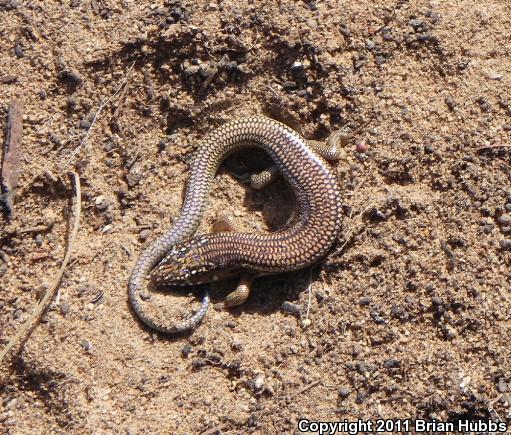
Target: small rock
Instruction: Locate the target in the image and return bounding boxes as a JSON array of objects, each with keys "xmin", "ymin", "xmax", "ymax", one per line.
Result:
[
  {"xmin": 383, "ymin": 359, "xmax": 401, "ymax": 369},
  {"xmin": 497, "ymin": 213, "xmax": 511, "ymax": 225},
  {"xmin": 355, "ymin": 362, "xmax": 366, "ymax": 373},
  {"xmin": 281, "ymin": 81, "xmax": 297, "ymax": 90},
  {"xmin": 80, "ymin": 340, "xmax": 92, "ymax": 352},
  {"xmin": 356, "ymin": 141, "xmax": 368, "ymax": 152},
  {"xmin": 95, "ymin": 196, "xmax": 110, "ymax": 212},
  {"xmin": 500, "ymin": 239, "xmax": 511, "ymax": 250},
  {"xmin": 338, "ymin": 388, "xmax": 350, "ymax": 399},
  {"xmin": 254, "ymin": 374, "xmax": 264, "ymax": 389},
  {"xmin": 3, "ymin": 394, "xmax": 12, "ymax": 406},
  {"xmin": 443, "ymin": 324, "xmax": 457, "ymax": 340},
  {"xmin": 445, "ymin": 95, "xmax": 455, "ymax": 110},
  {"xmin": 431, "ymin": 297, "xmax": 443, "ymax": 306},
  {"xmin": 247, "ymin": 374, "xmax": 264, "ymax": 392},
  {"xmin": 369, "ymin": 208, "xmax": 386, "ymax": 222},
  {"xmin": 79, "ymin": 118, "xmax": 92, "ymax": 130},
  {"xmin": 14, "ymin": 41, "xmax": 24, "ymax": 58},
  {"xmin": 103, "ymin": 142, "xmax": 116, "ymax": 153},
  {"xmin": 67, "ymin": 96, "xmax": 77, "ymax": 110},
  {"xmin": 290, "ymin": 61, "xmax": 304, "ymax": 71},
  {"xmin": 58, "ymin": 68, "xmax": 83, "ymax": 87},
  {"xmin": 231, "ymin": 339, "xmax": 242, "ymax": 351},
  {"xmin": 35, "ymin": 234, "xmax": 43, "ymax": 247},
  {"xmin": 365, "ymin": 39, "xmax": 375, "ymax": 50},
  {"xmin": 126, "ymin": 166, "xmax": 144, "ymax": 188},
  {"xmin": 139, "ymin": 229, "xmax": 151, "ymax": 242},
  {"xmin": 339, "ymin": 24, "xmax": 351, "ymax": 37},
  {"xmin": 0, "ymin": 74, "xmax": 17, "ymax": 84},
  {"xmin": 181, "ymin": 344, "xmax": 192, "ymax": 358},
  {"xmin": 409, "ymin": 18, "xmax": 424, "ymax": 30},
  {"xmin": 497, "ymin": 377, "xmax": 508, "ymax": 393},
  {"xmin": 281, "ymin": 301, "xmax": 302, "ymax": 314},
  {"xmin": 358, "ymin": 297, "xmax": 371, "ymax": 306},
  {"xmin": 355, "ymin": 391, "xmax": 366, "ymax": 404},
  {"xmin": 60, "ymin": 301, "xmax": 71, "ymax": 315}
]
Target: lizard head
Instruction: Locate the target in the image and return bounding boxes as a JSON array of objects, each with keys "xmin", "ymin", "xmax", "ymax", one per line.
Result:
[{"xmin": 150, "ymin": 235, "xmax": 239, "ymax": 286}]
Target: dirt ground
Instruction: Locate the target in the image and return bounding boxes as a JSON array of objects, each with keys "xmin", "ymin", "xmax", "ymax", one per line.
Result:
[{"xmin": 1, "ymin": 0, "xmax": 510, "ymax": 433}]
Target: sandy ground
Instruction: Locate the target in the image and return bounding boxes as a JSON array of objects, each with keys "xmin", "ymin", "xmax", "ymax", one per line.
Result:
[{"xmin": 1, "ymin": 0, "xmax": 510, "ymax": 433}]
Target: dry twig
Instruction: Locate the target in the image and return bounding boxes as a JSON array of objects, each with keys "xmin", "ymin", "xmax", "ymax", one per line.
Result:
[
  {"xmin": 477, "ymin": 143, "xmax": 511, "ymax": 151},
  {"xmin": 0, "ymin": 172, "xmax": 81, "ymax": 365},
  {"xmin": 1, "ymin": 99, "xmax": 23, "ymax": 218}
]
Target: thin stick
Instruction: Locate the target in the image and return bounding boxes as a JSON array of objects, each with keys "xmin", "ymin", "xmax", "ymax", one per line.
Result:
[
  {"xmin": 1, "ymin": 99, "xmax": 23, "ymax": 218},
  {"xmin": 63, "ymin": 61, "xmax": 135, "ymax": 168},
  {"xmin": 477, "ymin": 144, "xmax": 511, "ymax": 151},
  {"xmin": 0, "ymin": 172, "xmax": 81, "ymax": 365},
  {"xmin": 302, "ymin": 269, "xmax": 313, "ymax": 327},
  {"xmin": 292, "ymin": 380, "xmax": 322, "ymax": 397}
]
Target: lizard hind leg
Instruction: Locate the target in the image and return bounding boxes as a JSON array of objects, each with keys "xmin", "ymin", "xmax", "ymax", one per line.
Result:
[
  {"xmin": 307, "ymin": 129, "xmax": 350, "ymax": 161},
  {"xmin": 249, "ymin": 129, "xmax": 349, "ymax": 190},
  {"xmin": 211, "ymin": 211, "xmax": 242, "ymax": 233},
  {"xmin": 225, "ymin": 274, "xmax": 255, "ymax": 308}
]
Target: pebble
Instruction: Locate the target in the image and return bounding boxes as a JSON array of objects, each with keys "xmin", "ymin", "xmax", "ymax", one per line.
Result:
[
  {"xmin": 383, "ymin": 359, "xmax": 401, "ymax": 368},
  {"xmin": 431, "ymin": 296, "xmax": 443, "ymax": 306},
  {"xmin": 497, "ymin": 213, "xmax": 511, "ymax": 225},
  {"xmin": 365, "ymin": 39, "xmax": 375, "ymax": 50},
  {"xmin": 139, "ymin": 229, "xmax": 151, "ymax": 242},
  {"xmin": 497, "ymin": 377, "xmax": 508, "ymax": 393},
  {"xmin": 443, "ymin": 324, "xmax": 457, "ymax": 340},
  {"xmin": 35, "ymin": 234, "xmax": 43, "ymax": 247},
  {"xmin": 281, "ymin": 301, "xmax": 302, "ymax": 314},
  {"xmin": 338, "ymin": 388, "xmax": 350, "ymax": 399},
  {"xmin": 499, "ymin": 239, "xmax": 511, "ymax": 250},
  {"xmin": 291, "ymin": 61, "xmax": 304, "ymax": 72},
  {"xmin": 254, "ymin": 374, "xmax": 264, "ymax": 390},
  {"xmin": 409, "ymin": 18, "xmax": 424, "ymax": 30},
  {"xmin": 14, "ymin": 41, "xmax": 24, "ymax": 58},
  {"xmin": 181, "ymin": 344, "xmax": 192, "ymax": 357},
  {"xmin": 95, "ymin": 197, "xmax": 110, "ymax": 212},
  {"xmin": 282, "ymin": 81, "xmax": 297, "ymax": 90},
  {"xmin": 80, "ymin": 340, "xmax": 92, "ymax": 352},
  {"xmin": 60, "ymin": 300, "xmax": 71, "ymax": 315},
  {"xmin": 247, "ymin": 374, "xmax": 264, "ymax": 392},
  {"xmin": 58, "ymin": 68, "xmax": 83, "ymax": 87},
  {"xmin": 126, "ymin": 165, "xmax": 144, "ymax": 188},
  {"xmin": 358, "ymin": 297, "xmax": 371, "ymax": 306},
  {"xmin": 231, "ymin": 339, "xmax": 242, "ymax": 351},
  {"xmin": 67, "ymin": 96, "xmax": 77, "ymax": 110},
  {"xmin": 356, "ymin": 141, "xmax": 367, "ymax": 152},
  {"xmin": 79, "ymin": 118, "xmax": 92, "ymax": 130},
  {"xmin": 339, "ymin": 24, "xmax": 351, "ymax": 37},
  {"xmin": 355, "ymin": 391, "xmax": 366, "ymax": 404},
  {"xmin": 355, "ymin": 362, "xmax": 366, "ymax": 373},
  {"xmin": 369, "ymin": 208, "xmax": 386, "ymax": 222},
  {"xmin": 445, "ymin": 95, "xmax": 455, "ymax": 110}
]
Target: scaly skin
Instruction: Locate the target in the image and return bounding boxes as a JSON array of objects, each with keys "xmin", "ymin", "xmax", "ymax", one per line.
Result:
[{"xmin": 129, "ymin": 116, "xmax": 343, "ymax": 334}]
